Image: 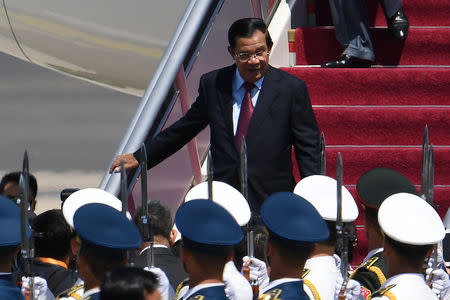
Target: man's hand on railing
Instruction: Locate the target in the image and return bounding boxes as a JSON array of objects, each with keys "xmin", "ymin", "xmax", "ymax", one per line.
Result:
[{"xmin": 110, "ymin": 153, "xmax": 139, "ymax": 173}]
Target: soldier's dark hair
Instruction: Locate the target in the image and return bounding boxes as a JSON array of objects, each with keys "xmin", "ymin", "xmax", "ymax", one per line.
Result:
[
  {"xmin": 228, "ymin": 18, "xmax": 273, "ymax": 50},
  {"xmin": 33, "ymin": 209, "xmax": 74, "ymax": 261},
  {"xmin": 385, "ymin": 236, "xmax": 433, "ymax": 266},
  {"xmin": 268, "ymin": 232, "xmax": 314, "ymax": 264},
  {"xmin": 134, "ymin": 200, "xmax": 172, "ymax": 240},
  {"xmin": 101, "ymin": 266, "xmax": 158, "ymax": 300},
  {"xmin": 79, "ymin": 241, "xmax": 125, "ymax": 281},
  {"xmin": 0, "ymin": 171, "xmax": 38, "ymax": 202}
]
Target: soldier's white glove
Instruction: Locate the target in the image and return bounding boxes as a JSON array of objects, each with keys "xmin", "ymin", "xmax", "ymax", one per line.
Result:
[
  {"xmin": 144, "ymin": 267, "xmax": 175, "ymax": 300},
  {"xmin": 426, "ymin": 267, "xmax": 450, "ymax": 299},
  {"xmin": 21, "ymin": 276, "xmax": 55, "ymax": 300},
  {"xmin": 223, "ymin": 261, "xmax": 252, "ymax": 300},
  {"xmin": 334, "ymin": 277, "xmax": 364, "ymax": 300},
  {"xmin": 242, "ymin": 256, "xmax": 269, "ymax": 290}
]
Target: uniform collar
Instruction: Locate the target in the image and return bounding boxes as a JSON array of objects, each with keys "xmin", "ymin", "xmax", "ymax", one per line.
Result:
[
  {"xmin": 260, "ymin": 278, "xmax": 301, "ymax": 293},
  {"xmin": 183, "ymin": 283, "xmax": 224, "ymax": 299}
]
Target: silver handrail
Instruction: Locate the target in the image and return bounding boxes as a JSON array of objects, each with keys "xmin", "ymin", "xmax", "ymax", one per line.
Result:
[{"xmin": 99, "ymin": 0, "xmax": 221, "ymax": 195}]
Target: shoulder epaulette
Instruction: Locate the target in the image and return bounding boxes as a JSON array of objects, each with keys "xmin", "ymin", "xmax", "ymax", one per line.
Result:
[
  {"xmin": 56, "ymin": 283, "xmax": 84, "ymax": 300},
  {"xmin": 175, "ymin": 277, "xmax": 189, "ymax": 300},
  {"xmin": 368, "ymin": 284, "xmax": 396, "ymax": 300},
  {"xmin": 258, "ymin": 289, "xmax": 282, "ymax": 300},
  {"xmin": 186, "ymin": 295, "xmax": 204, "ymax": 300},
  {"xmin": 302, "ymin": 268, "xmax": 311, "ymax": 278},
  {"xmin": 351, "ymin": 255, "xmax": 387, "ymax": 286},
  {"xmin": 303, "ymin": 278, "xmax": 321, "ymax": 300}
]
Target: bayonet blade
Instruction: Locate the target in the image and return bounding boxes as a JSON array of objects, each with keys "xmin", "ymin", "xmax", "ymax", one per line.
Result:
[
  {"xmin": 421, "ymin": 125, "xmax": 429, "ymax": 199},
  {"xmin": 320, "ymin": 132, "xmax": 326, "ymax": 176},
  {"xmin": 336, "ymin": 153, "xmax": 348, "ymax": 279},
  {"xmin": 207, "ymin": 149, "xmax": 213, "ymax": 200},
  {"xmin": 427, "ymin": 145, "xmax": 434, "ymax": 206},
  {"xmin": 240, "ymin": 137, "xmax": 248, "ymax": 201},
  {"xmin": 139, "ymin": 144, "xmax": 152, "ymax": 268},
  {"xmin": 120, "ymin": 160, "xmax": 128, "ymax": 216}
]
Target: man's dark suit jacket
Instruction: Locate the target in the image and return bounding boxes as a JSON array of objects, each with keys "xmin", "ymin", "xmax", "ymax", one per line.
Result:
[
  {"xmin": 135, "ymin": 64, "xmax": 320, "ymax": 211},
  {"xmin": 134, "ymin": 247, "xmax": 187, "ymax": 289}
]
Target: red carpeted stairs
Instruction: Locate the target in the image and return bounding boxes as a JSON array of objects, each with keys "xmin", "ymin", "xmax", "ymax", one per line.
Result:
[{"xmin": 285, "ymin": 0, "xmax": 450, "ymax": 264}]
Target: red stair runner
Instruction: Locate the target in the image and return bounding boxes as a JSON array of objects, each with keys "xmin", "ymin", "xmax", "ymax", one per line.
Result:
[{"xmin": 287, "ymin": 0, "xmax": 450, "ymax": 265}]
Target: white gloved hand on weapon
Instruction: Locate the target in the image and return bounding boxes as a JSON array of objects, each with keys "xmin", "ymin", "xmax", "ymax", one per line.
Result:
[
  {"xmin": 334, "ymin": 277, "xmax": 364, "ymax": 300},
  {"xmin": 21, "ymin": 276, "xmax": 55, "ymax": 300},
  {"xmin": 426, "ymin": 267, "xmax": 450, "ymax": 299},
  {"xmin": 242, "ymin": 256, "xmax": 270, "ymax": 290},
  {"xmin": 144, "ymin": 266, "xmax": 175, "ymax": 300}
]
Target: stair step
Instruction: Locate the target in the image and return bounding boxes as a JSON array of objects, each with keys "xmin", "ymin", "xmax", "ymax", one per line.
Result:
[
  {"xmin": 283, "ymin": 67, "xmax": 450, "ymax": 106},
  {"xmin": 322, "ymin": 146, "xmax": 450, "ymax": 185},
  {"xmin": 314, "ymin": 0, "xmax": 450, "ymax": 27},
  {"xmin": 314, "ymin": 107, "xmax": 450, "ymax": 145},
  {"xmin": 293, "ymin": 27, "xmax": 450, "ymax": 66}
]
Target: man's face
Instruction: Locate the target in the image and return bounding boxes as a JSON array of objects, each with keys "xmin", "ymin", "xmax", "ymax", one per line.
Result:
[{"xmin": 228, "ymin": 30, "xmax": 270, "ymax": 83}]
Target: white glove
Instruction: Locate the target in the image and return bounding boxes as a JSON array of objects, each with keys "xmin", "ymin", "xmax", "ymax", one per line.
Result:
[
  {"xmin": 334, "ymin": 277, "xmax": 364, "ymax": 300},
  {"xmin": 242, "ymin": 256, "xmax": 269, "ymax": 290},
  {"xmin": 426, "ymin": 267, "xmax": 450, "ymax": 299},
  {"xmin": 223, "ymin": 261, "xmax": 252, "ymax": 300},
  {"xmin": 144, "ymin": 267, "xmax": 175, "ymax": 300},
  {"xmin": 21, "ymin": 276, "xmax": 55, "ymax": 300}
]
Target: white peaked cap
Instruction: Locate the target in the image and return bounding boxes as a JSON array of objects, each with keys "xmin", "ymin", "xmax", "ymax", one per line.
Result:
[
  {"xmin": 378, "ymin": 192, "xmax": 445, "ymax": 245},
  {"xmin": 294, "ymin": 175, "xmax": 358, "ymax": 222},
  {"xmin": 184, "ymin": 181, "xmax": 251, "ymax": 226},
  {"xmin": 63, "ymin": 187, "xmax": 127, "ymax": 228}
]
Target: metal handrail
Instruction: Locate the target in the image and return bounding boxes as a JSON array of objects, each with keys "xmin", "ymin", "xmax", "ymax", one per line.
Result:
[{"xmin": 99, "ymin": 0, "xmax": 222, "ymax": 195}]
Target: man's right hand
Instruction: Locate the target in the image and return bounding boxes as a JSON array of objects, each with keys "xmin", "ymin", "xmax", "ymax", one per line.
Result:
[{"xmin": 109, "ymin": 153, "xmax": 139, "ymax": 173}]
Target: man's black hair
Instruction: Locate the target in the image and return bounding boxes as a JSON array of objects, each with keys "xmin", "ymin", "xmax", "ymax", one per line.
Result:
[
  {"xmin": 33, "ymin": 209, "xmax": 74, "ymax": 261},
  {"xmin": 101, "ymin": 266, "xmax": 158, "ymax": 300},
  {"xmin": 385, "ymin": 236, "xmax": 433, "ymax": 266},
  {"xmin": 79, "ymin": 240, "xmax": 125, "ymax": 282},
  {"xmin": 134, "ymin": 200, "xmax": 172, "ymax": 240},
  {"xmin": 0, "ymin": 171, "xmax": 38, "ymax": 202},
  {"xmin": 228, "ymin": 18, "xmax": 273, "ymax": 50}
]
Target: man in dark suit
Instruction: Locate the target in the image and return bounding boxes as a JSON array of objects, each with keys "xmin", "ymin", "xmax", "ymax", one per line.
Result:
[
  {"xmin": 111, "ymin": 18, "xmax": 320, "ymax": 212},
  {"xmin": 133, "ymin": 200, "xmax": 187, "ymax": 289},
  {"xmin": 322, "ymin": 0, "xmax": 409, "ymax": 68}
]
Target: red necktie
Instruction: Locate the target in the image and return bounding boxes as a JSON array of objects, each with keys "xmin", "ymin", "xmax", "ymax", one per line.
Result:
[{"xmin": 236, "ymin": 82, "xmax": 255, "ymax": 150}]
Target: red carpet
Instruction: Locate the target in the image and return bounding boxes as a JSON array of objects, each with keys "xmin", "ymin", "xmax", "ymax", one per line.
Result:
[
  {"xmin": 314, "ymin": 0, "xmax": 450, "ymax": 27},
  {"xmin": 293, "ymin": 27, "xmax": 450, "ymax": 66},
  {"xmin": 285, "ymin": 67, "xmax": 450, "ymax": 105},
  {"xmin": 288, "ymin": 0, "xmax": 450, "ymax": 264}
]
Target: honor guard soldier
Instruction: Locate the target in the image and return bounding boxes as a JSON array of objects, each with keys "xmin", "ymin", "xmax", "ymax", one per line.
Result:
[
  {"xmin": 256, "ymin": 192, "xmax": 329, "ymax": 299},
  {"xmin": 0, "ymin": 195, "xmax": 28, "ymax": 300},
  {"xmin": 58, "ymin": 188, "xmax": 142, "ymax": 300},
  {"xmin": 353, "ymin": 168, "xmax": 418, "ymax": 299},
  {"xmin": 67, "ymin": 202, "xmax": 142, "ymax": 300},
  {"xmin": 174, "ymin": 199, "xmax": 244, "ymax": 300},
  {"xmin": 179, "ymin": 181, "xmax": 252, "ymax": 300},
  {"xmin": 369, "ymin": 192, "xmax": 445, "ymax": 300},
  {"xmin": 294, "ymin": 175, "xmax": 359, "ymax": 300}
]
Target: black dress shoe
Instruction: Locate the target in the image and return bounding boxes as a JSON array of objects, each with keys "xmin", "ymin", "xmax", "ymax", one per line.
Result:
[
  {"xmin": 321, "ymin": 54, "xmax": 373, "ymax": 68},
  {"xmin": 387, "ymin": 8, "xmax": 409, "ymax": 40}
]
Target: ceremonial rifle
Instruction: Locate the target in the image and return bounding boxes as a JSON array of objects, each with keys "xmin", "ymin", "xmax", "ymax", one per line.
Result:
[
  {"xmin": 336, "ymin": 153, "xmax": 349, "ymax": 300},
  {"xmin": 320, "ymin": 132, "xmax": 326, "ymax": 176},
  {"xmin": 20, "ymin": 151, "xmax": 35, "ymax": 300},
  {"xmin": 240, "ymin": 137, "xmax": 258, "ymax": 297},
  {"xmin": 207, "ymin": 149, "xmax": 213, "ymax": 200},
  {"xmin": 140, "ymin": 144, "xmax": 154, "ymax": 268},
  {"xmin": 120, "ymin": 160, "xmax": 134, "ymax": 265},
  {"xmin": 421, "ymin": 125, "xmax": 429, "ymax": 200}
]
